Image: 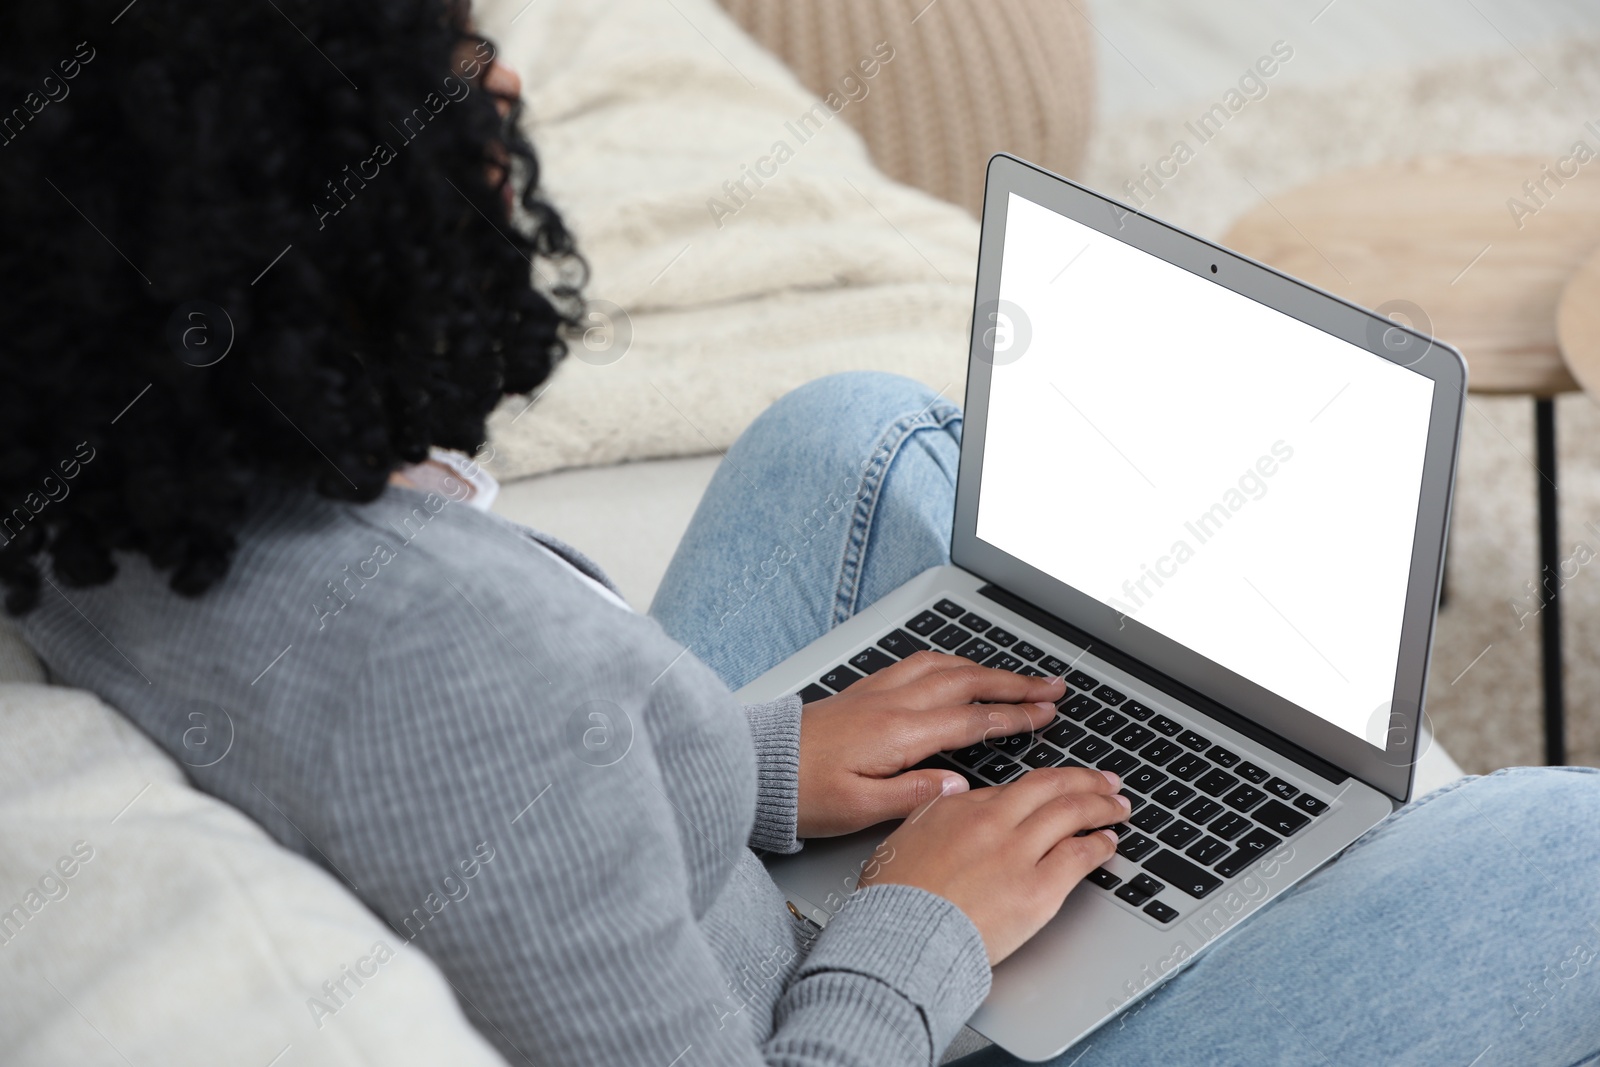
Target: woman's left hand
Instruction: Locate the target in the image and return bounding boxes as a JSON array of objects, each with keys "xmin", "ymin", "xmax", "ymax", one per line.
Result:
[{"xmin": 795, "ymin": 650, "xmax": 1066, "ymax": 838}]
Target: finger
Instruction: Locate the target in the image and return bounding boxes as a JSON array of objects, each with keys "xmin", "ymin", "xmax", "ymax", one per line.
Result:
[
  {"xmin": 900, "ymin": 700, "xmax": 1058, "ymax": 757},
  {"xmin": 1015, "ymin": 789, "xmax": 1131, "ymax": 855},
  {"xmin": 856, "ymin": 767, "xmax": 973, "ymax": 826},
  {"xmin": 993, "ymin": 765, "xmax": 1123, "ymax": 816},
  {"xmin": 1037, "ymin": 826, "xmax": 1120, "ymax": 888},
  {"xmin": 859, "ymin": 649, "xmax": 980, "ymax": 688},
  {"xmin": 891, "ymin": 656, "xmax": 1066, "ymax": 710}
]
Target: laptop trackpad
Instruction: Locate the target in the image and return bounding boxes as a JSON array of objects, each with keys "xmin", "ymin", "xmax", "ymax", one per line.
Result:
[{"xmin": 765, "ymin": 825, "xmax": 896, "ymax": 924}]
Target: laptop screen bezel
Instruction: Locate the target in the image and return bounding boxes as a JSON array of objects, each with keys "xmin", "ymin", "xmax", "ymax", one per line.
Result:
[{"xmin": 951, "ymin": 153, "xmax": 1465, "ymax": 804}]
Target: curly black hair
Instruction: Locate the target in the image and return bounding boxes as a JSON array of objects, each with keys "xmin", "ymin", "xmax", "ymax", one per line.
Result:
[{"xmin": 0, "ymin": 0, "xmax": 584, "ymax": 613}]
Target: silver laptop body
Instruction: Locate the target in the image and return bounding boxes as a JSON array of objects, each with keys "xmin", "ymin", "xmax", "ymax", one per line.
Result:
[{"xmin": 736, "ymin": 153, "xmax": 1465, "ymax": 1062}]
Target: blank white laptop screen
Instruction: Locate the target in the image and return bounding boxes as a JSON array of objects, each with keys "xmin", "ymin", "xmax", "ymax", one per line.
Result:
[{"xmin": 976, "ymin": 193, "xmax": 1436, "ymax": 749}]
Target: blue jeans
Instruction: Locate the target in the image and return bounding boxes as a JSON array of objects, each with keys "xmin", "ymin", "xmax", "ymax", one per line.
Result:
[{"xmin": 651, "ymin": 372, "xmax": 1600, "ymax": 1067}]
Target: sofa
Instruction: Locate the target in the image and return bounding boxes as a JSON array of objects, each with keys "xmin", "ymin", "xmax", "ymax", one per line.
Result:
[{"xmin": 0, "ymin": 1, "xmax": 1466, "ymax": 1063}]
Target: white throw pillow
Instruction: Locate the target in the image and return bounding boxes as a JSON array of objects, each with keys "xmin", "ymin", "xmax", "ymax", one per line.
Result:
[{"xmin": 0, "ymin": 681, "xmax": 508, "ymax": 1067}]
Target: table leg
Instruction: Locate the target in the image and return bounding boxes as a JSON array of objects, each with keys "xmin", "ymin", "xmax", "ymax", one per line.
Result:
[{"xmin": 1535, "ymin": 398, "xmax": 1565, "ymax": 766}]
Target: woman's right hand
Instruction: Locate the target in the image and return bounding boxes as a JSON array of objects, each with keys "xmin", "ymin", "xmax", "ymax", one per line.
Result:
[{"xmin": 858, "ymin": 766, "xmax": 1128, "ymax": 965}]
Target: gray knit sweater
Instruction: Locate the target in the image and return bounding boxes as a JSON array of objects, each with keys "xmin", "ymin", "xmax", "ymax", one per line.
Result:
[{"xmin": 20, "ymin": 485, "xmax": 991, "ymax": 1066}]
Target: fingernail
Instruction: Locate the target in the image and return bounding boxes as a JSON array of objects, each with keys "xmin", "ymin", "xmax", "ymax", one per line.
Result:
[
  {"xmin": 941, "ymin": 774, "xmax": 970, "ymax": 796},
  {"xmin": 1099, "ymin": 828, "xmax": 1119, "ymax": 846},
  {"xmin": 1099, "ymin": 770, "xmax": 1121, "ymax": 790},
  {"xmin": 1117, "ymin": 793, "xmax": 1132, "ymax": 812},
  {"xmin": 1033, "ymin": 701, "xmax": 1056, "ymax": 714}
]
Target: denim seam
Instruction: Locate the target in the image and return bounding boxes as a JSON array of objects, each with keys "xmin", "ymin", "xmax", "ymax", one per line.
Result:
[{"xmin": 833, "ymin": 402, "xmax": 963, "ymax": 624}]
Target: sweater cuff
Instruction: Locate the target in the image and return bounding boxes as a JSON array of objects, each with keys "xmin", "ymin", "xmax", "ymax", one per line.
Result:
[
  {"xmin": 798, "ymin": 883, "xmax": 992, "ymax": 1061},
  {"xmin": 744, "ymin": 695, "xmax": 803, "ymax": 854}
]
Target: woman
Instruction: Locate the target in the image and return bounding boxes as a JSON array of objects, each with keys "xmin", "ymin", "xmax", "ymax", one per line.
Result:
[{"xmin": 2, "ymin": 2, "xmax": 1596, "ymax": 1065}]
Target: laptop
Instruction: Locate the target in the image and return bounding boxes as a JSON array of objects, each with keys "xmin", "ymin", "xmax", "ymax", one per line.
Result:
[{"xmin": 735, "ymin": 153, "xmax": 1465, "ymax": 1061}]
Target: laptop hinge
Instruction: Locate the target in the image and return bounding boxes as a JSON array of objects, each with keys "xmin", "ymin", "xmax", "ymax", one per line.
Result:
[{"xmin": 977, "ymin": 583, "xmax": 1351, "ymax": 786}]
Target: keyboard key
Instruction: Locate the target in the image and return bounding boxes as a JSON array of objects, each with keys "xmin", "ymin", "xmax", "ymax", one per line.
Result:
[
  {"xmin": 1140, "ymin": 739, "xmax": 1182, "ymax": 765},
  {"xmin": 1149, "ymin": 715, "xmax": 1183, "ymax": 737},
  {"xmin": 1131, "ymin": 805, "xmax": 1173, "ymax": 833},
  {"xmin": 878, "ymin": 628, "xmax": 930, "ymax": 657},
  {"xmin": 1144, "ymin": 899, "xmax": 1179, "ymax": 923},
  {"xmin": 958, "ymin": 612, "xmax": 992, "ymax": 633},
  {"xmin": 1116, "ymin": 832, "xmax": 1158, "ymax": 862},
  {"xmin": 1236, "ymin": 827, "xmax": 1283, "ymax": 856},
  {"xmin": 1011, "ymin": 641, "xmax": 1045, "ymax": 662},
  {"xmin": 1023, "ymin": 743, "xmax": 1068, "ymax": 769},
  {"xmin": 1086, "ymin": 867, "xmax": 1121, "ymax": 890},
  {"xmin": 934, "ymin": 598, "xmax": 965, "ymax": 618},
  {"xmin": 1157, "ymin": 820, "xmax": 1201, "ymax": 848},
  {"xmin": 985, "ymin": 652, "xmax": 1024, "ymax": 672},
  {"xmin": 1094, "ymin": 684, "xmax": 1127, "ymax": 705},
  {"xmin": 819, "ymin": 665, "xmax": 864, "ymax": 692},
  {"xmin": 1213, "ymin": 849, "xmax": 1256, "ymax": 878},
  {"xmin": 906, "ymin": 610, "xmax": 946, "ymax": 636},
  {"xmin": 987, "ymin": 732, "xmax": 1033, "ymax": 759},
  {"xmin": 1131, "ymin": 873, "xmax": 1165, "ymax": 896},
  {"xmin": 1195, "ymin": 769, "xmax": 1239, "ymax": 797},
  {"xmin": 1113, "ymin": 724, "xmax": 1156, "ymax": 750},
  {"xmin": 1179, "ymin": 798, "xmax": 1223, "ymax": 824},
  {"xmin": 986, "ymin": 627, "xmax": 1018, "ymax": 647},
  {"xmin": 1120, "ymin": 789, "xmax": 1146, "ymax": 811},
  {"xmin": 1292, "ymin": 794, "xmax": 1329, "ymax": 816},
  {"xmin": 1039, "ymin": 655, "xmax": 1070, "ymax": 677},
  {"xmin": 955, "ymin": 638, "xmax": 999, "ymax": 663},
  {"xmin": 1097, "ymin": 750, "xmax": 1140, "ymax": 776},
  {"xmin": 1122, "ymin": 700, "xmax": 1154, "ymax": 721},
  {"xmin": 1060, "ymin": 694, "xmax": 1103, "ymax": 721},
  {"xmin": 1067, "ymin": 670, "xmax": 1100, "ymax": 691},
  {"xmin": 1205, "ymin": 745, "xmax": 1240, "ymax": 767},
  {"xmin": 976, "ymin": 754, "xmax": 1024, "ymax": 784},
  {"xmin": 1069, "ymin": 735, "xmax": 1113, "ymax": 762},
  {"xmin": 1167, "ymin": 754, "xmax": 1209, "ymax": 781},
  {"xmin": 1124, "ymin": 766, "xmax": 1168, "ymax": 794},
  {"xmin": 1042, "ymin": 719, "xmax": 1086, "ymax": 748},
  {"xmin": 849, "ymin": 647, "xmax": 897, "ymax": 675},
  {"xmin": 798, "ymin": 683, "xmax": 831, "ymax": 703},
  {"xmin": 1116, "ymin": 882, "xmax": 1155, "ymax": 907},
  {"xmin": 1151, "ymin": 782, "xmax": 1195, "ymax": 809},
  {"xmin": 1223, "ymin": 784, "xmax": 1267, "ymax": 813},
  {"xmin": 950, "ymin": 743, "xmax": 990, "ymax": 768},
  {"xmin": 1144, "ymin": 850, "xmax": 1223, "ymax": 899},
  {"xmin": 1209, "ymin": 812, "xmax": 1250, "ymax": 840},
  {"xmin": 1185, "ymin": 836, "xmax": 1231, "ymax": 866},
  {"xmin": 1265, "ymin": 777, "xmax": 1299, "ymax": 801},
  {"xmin": 1177, "ymin": 729, "xmax": 1211, "ymax": 752},
  {"xmin": 1019, "ymin": 666, "xmax": 1045, "ymax": 677},
  {"xmin": 1235, "ymin": 761, "xmax": 1270, "ymax": 784},
  {"xmin": 1086, "ymin": 709, "xmax": 1129, "ymax": 736},
  {"xmin": 1253, "ymin": 800, "xmax": 1311, "ymax": 836},
  {"xmin": 932, "ymin": 624, "xmax": 972, "ymax": 650}
]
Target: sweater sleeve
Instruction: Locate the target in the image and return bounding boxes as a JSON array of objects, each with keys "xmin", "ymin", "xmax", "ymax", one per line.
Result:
[
  {"xmin": 744, "ymin": 695, "xmax": 803, "ymax": 854},
  {"xmin": 326, "ymin": 573, "xmax": 991, "ymax": 1067}
]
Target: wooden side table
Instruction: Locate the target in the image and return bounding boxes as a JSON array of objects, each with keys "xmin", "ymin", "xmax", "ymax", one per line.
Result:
[{"xmin": 1224, "ymin": 156, "xmax": 1600, "ymax": 765}]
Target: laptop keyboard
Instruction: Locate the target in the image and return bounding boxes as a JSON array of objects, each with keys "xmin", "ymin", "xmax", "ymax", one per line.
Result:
[{"xmin": 796, "ymin": 596, "xmax": 1332, "ymax": 926}]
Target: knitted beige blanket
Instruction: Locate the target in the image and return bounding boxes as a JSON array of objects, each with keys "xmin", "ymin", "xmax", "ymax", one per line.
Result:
[{"xmin": 473, "ymin": 0, "xmax": 982, "ymax": 479}]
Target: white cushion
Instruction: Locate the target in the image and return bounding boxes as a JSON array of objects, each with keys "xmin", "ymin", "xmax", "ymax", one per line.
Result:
[{"xmin": 0, "ymin": 680, "xmax": 507, "ymax": 1067}]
